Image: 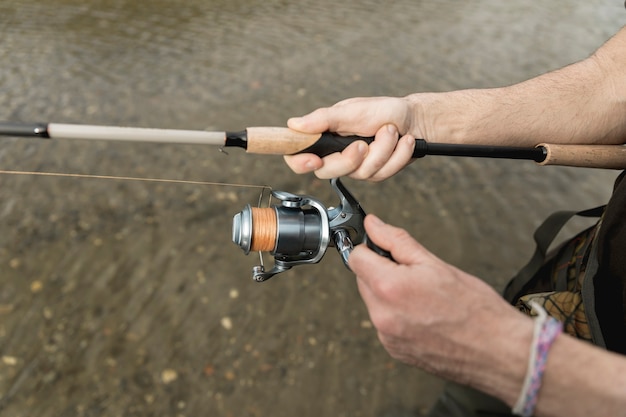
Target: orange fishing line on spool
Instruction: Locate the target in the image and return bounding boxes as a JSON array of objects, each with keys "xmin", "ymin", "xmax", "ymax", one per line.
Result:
[{"xmin": 249, "ymin": 207, "xmax": 277, "ymax": 252}]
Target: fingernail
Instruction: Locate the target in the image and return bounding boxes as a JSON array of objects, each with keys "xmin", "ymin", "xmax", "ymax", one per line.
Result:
[
  {"xmin": 288, "ymin": 116, "xmax": 301, "ymax": 126},
  {"xmin": 386, "ymin": 124, "xmax": 398, "ymax": 137},
  {"xmin": 305, "ymin": 160, "xmax": 321, "ymax": 170},
  {"xmin": 357, "ymin": 141, "xmax": 368, "ymax": 155}
]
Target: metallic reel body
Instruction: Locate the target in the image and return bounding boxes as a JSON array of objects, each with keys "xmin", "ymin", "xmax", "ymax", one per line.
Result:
[{"xmin": 232, "ymin": 178, "xmax": 370, "ymax": 282}]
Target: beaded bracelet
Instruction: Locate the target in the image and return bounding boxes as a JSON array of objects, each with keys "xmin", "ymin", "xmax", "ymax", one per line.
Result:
[{"xmin": 512, "ymin": 301, "xmax": 563, "ymax": 417}]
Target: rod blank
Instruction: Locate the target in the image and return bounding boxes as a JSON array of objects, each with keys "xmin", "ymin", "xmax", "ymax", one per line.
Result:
[
  {"xmin": 2, "ymin": 122, "xmax": 626, "ymax": 169},
  {"xmin": 0, "ymin": 122, "xmax": 226, "ymax": 145},
  {"xmin": 47, "ymin": 123, "xmax": 226, "ymax": 145}
]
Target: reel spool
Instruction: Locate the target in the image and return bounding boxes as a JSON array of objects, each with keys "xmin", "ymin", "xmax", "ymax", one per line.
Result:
[
  {"xmin": 232, "ymin": 178, "xmax": 379, "ymax": 282},
  {"xmin": 232, "ymin": 205, "xmax": 326, "ymax": 255},
  {"xmin": 232, "ymin": 189, "xmax": 330, "ymax": 282}
]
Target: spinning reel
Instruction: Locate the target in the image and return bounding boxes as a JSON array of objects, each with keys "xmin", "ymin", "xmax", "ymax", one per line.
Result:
[{"xmin": 231, "ymin": 178, "xmax": 390, "ymax": 282}]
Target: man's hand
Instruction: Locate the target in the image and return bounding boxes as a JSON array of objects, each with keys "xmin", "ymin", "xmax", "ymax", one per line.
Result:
[
  {"xmin": 349, "ymin": 215, "xmax": 533, "ymax": 396},
  {"xmin": 284, "ymin": 97, "xmax": 419, "ymax": 181}
]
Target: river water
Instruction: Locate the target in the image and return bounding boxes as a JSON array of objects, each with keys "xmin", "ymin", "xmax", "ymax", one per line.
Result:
[{"xmin": 0, "ymin": 1, "xmax": 624, "ymax": 416}]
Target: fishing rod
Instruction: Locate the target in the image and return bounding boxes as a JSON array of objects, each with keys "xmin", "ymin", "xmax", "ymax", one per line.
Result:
[
  {"xmin": 3, "ymin": 121, "xmax": 625, "ymax": 280},
  {"xmin": 2, "ymin": 121, "xmax": 626, "ymax": 169}
]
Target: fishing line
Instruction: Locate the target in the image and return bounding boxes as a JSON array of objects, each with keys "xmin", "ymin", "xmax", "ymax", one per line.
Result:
[
  {"xmin": 0, "ymin": 169, "xmax": 274, "ymax": 238},
  {"xmin": 0, "ymin": 168, "xmax": 281, "ymax": 276},
  {"xmin": 0, "ymin": 169, "xmax": 272, "ymax": 192},
  {"xmin": 254, "ymin": 184, "xmax": 275, "ymax": 271}
]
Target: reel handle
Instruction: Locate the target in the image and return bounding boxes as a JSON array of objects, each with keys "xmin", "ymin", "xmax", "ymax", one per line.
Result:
[{"xmin": 363, "ymin": 234, "xmax": 394, "ymax": 261}]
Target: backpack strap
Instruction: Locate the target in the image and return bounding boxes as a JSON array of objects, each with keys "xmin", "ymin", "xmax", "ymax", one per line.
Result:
[
  {"xmin": 552, "ymin": 224, "xmax": 596, "ymax": 292},
  {"xmin": 581, "ymin": 241, "xmax": 606, "ymax": 347},
  {"xmin": 503, "ymin": 205, "xmax": 606, "ymax": 304}
]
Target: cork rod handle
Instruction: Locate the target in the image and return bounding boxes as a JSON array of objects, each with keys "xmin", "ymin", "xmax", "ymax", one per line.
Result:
[
  {"xmin": 245, "ymin": 127, "xmax": 374, "ymax": 156},
  {"xmin": 538, "ymin": 143, "xmax": 626, "ymax": 169}
]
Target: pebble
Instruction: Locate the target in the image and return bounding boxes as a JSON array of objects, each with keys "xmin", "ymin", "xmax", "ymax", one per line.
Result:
[
  {"xmin": 229, "ymin": 289, "xmax": 239, "ymax": 299},
  {"xmin": 30, "ymin": 281, "xmax": 43, "ymax": 293},
  {"xmin": 220, "ymin": 317, "xmax": 233, "ymax": 330},
  {"xmin": 161, "ymin": 369, "xmax": 178, "ymax": 384},
  {"xmin": 203, "ymin": 364, "xmax": 215, "ymax": 376},
  {"xmin": 216, "ymin": 191, "xmax": 238, "ymax": 202},
  {"xmin": 2, "ymin": 356, "xmax": 18, "ymax": 366},
  {"xmin": 9, "ymin": 258, "xmax": 20, "ymax": 269}
]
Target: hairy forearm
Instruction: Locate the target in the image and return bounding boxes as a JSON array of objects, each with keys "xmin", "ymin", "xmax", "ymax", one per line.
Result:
[{"xmin": 407, "ymin": 26, "xmax": 626, "ymax": 147}]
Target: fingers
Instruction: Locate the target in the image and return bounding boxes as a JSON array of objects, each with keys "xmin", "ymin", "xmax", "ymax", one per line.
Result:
[
  {"xmin": 283, "ymin": 154, "xmax": 323, "ymax": 174},
  {"xmin": 311, "ymin": 140, "xmax": 369, "ymax": 179},
  {"xmin": 289, "ymin": 97, "xmax": 407, "ymax": 136},
  {"xmin": 285, "ymin": 109, "xmax": 369, "ymax": 177},
  {"xmin": 285, "ymin": 126, "xmax": 415, "ymax": 180},
  {"xmin": 348, "ymin": 125, "xmax": 398, "ymax": 180},
  {"xmin": 365, "ymin": 215, "xmax": 435, "ymax": 266},
  {"xmin": 352, "ymin": 131, "xmax": 416, "ymax": 182},
  {"xmin": 349, "ymin": 215, "xmax": 436, "ymax": 277},
  {"xmin": 288, "ymin": 107, "xmax": 334, "ymax": 134},
  {"xmin": 285, "ymin": 97, "xmax": 416, "ymax": 180}
]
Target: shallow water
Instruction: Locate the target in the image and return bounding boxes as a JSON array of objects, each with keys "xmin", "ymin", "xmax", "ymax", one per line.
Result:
[{"xmin": 0, "ymin": 1, "xmax": 624, "ymax": 416}]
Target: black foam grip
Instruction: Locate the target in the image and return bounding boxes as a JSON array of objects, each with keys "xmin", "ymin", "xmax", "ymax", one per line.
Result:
[
  {"xmin": 297, "ymin": 132, "xmax": 375, "ymax": 157},
  {"xmin": 296, "ymin": 131, "xmax": 431, "ymax": 159}
]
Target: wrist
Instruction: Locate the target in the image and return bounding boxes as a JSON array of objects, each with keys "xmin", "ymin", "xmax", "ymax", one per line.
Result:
[
  {"xmin": 404, "ymin": 89, "xmax": 504, "ymax": 146},
  {"xmin": 511, "ymin": 303, "xmax": 564, "ymax": 416},
  {"xmin": 464, "ymin": 310, "xmax": 534, "ymax": 406}
]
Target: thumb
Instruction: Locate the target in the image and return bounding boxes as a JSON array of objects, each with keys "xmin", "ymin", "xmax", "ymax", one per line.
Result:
[
  {"xmin": 363, "ymin": 214, "xmax": 434, "ymax": 266},
  {"xmin": 287, "ymin": 108, "xmax": 332, "ymax": 134}
]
